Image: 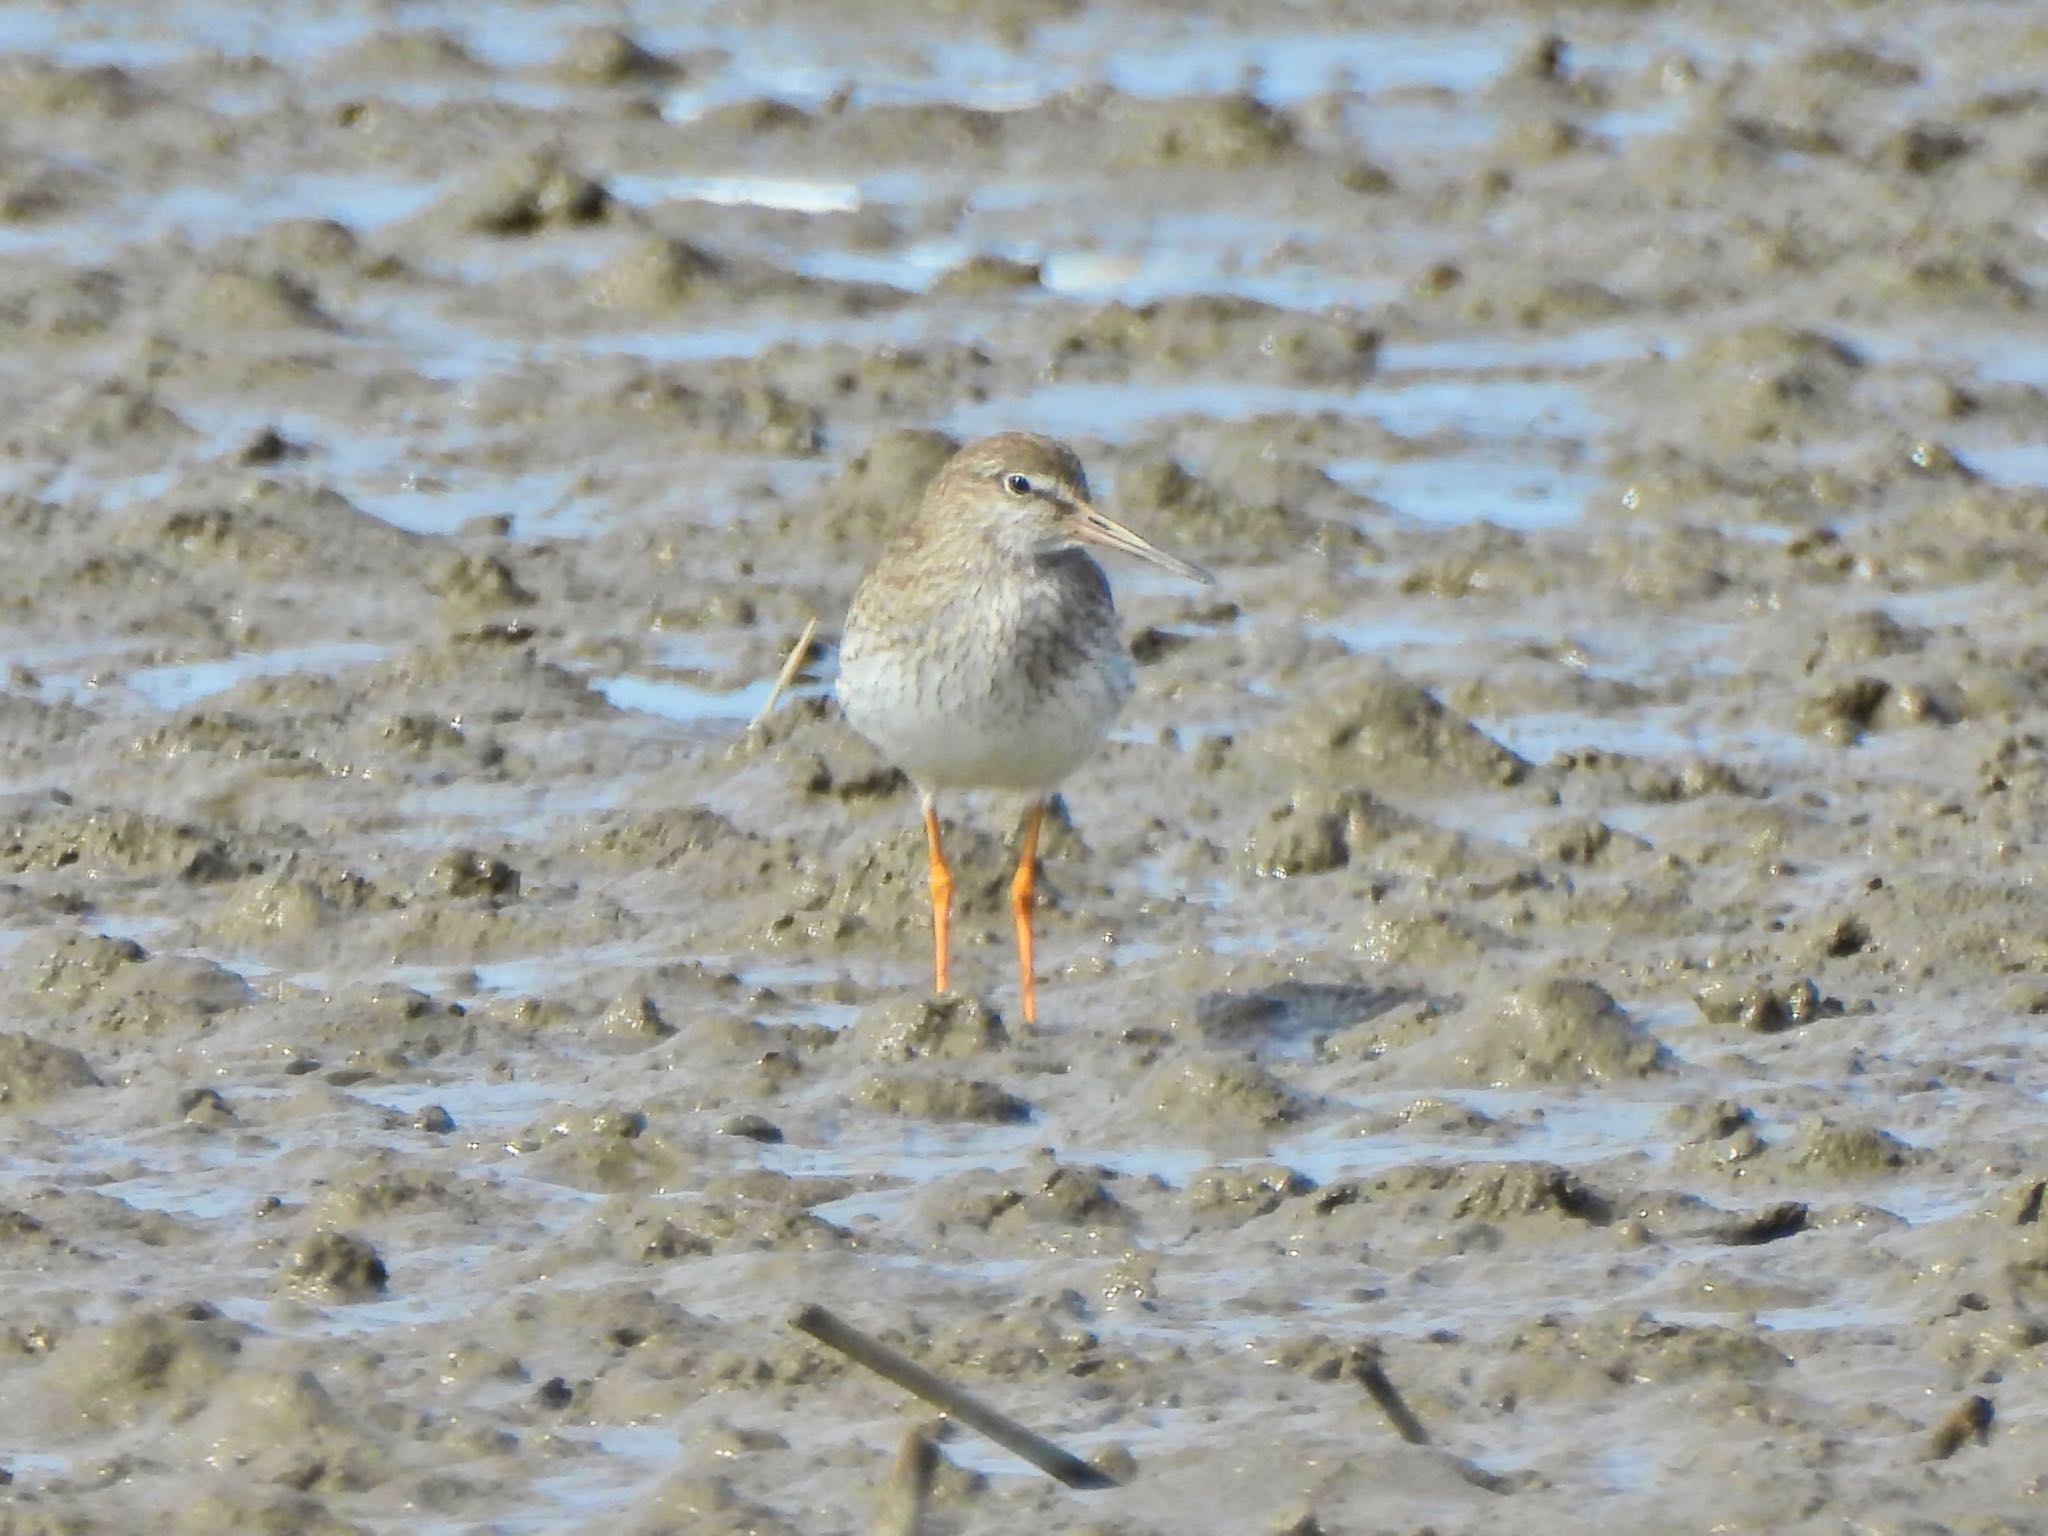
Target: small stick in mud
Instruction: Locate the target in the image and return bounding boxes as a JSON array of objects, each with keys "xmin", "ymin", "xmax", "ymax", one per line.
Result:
[
  {"xmin": 793, "ymin": 1304, "xmax": 1119, "ymax": 1491},
  {"xmin": 1348, "ymin": 1344, "xmax": 1431, "ymax": 1446},
  {"xmin": 872, "ymin": 1426, "xmax": 940, "ymax": 1536},
  {"xmin": 750, "ymin": 616, "xmax": 820, "ymax": 730},
  {"xmin": 1349, "ymin": 1344, "xmax": 1525, "ymax": 1495}
]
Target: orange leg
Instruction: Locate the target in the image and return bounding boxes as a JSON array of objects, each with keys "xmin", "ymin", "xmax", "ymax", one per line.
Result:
[
  {"xmin": 922, "ymin": 793, "xmax": 952, "ymax": 996},
  {"xmin": 1010, "ymin": 800, "xmax": 1046, "ymax": 1025}
]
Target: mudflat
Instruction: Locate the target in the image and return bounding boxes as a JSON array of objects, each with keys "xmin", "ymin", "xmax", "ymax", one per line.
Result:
[{"xmin": 0, "ymin": 2, "xmax": 2042, "ymax": 1532}]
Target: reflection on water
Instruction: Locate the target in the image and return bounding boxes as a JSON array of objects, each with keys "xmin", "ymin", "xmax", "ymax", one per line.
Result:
[
  {"xmin": 593, "ymin": 671, "xmax": 780, "ymax": 725},
  {"xmin": 1329, "ymin": 452, "xmax": 1599, "ymax": 530},
  {"xmin": 949, "ymin": 371, "xmax": 1598, "ymax": 445},
  {"xmin": 1480, "ymin": 706, "xmax": 1810, "ymax": 764},
  {"xmin": 38, "ymin": 642, "xmax": 390, "ymax": 711}
]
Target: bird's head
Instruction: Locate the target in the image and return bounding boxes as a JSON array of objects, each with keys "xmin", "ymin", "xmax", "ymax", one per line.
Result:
[{"xmin": 926, "ymin": 431, "xmax": 1213, "ymax": 584}]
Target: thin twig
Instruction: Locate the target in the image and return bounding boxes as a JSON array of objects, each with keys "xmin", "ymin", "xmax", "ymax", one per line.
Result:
[
  {"xmin": 793, "ymin": 1304, "xmax": 1118, "ymax": 1491},
  {"xmin": 1348, "ymin": 1345, "xmax": 1431, "ymax": 1446},
  {"xmin": 750, "ymin": 616, "xmax": 820, "ymax": 730},
  {"xmin": 1349, "ymin": 1344, "xmax": 1525, "ymax": 1495}
]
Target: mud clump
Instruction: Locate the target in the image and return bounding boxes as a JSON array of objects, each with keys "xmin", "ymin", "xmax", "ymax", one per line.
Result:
[
  {"xmin": 552, "ymin": 27, "xmax": 680, "ymax": 86},
  {"xmin": 1495, "ymin": 1313, "xmax": 1791, "ymax": 1401},
  {"xmin": 428, "ymin": 847, "xmax": 521, "ymax": 901},
  {"xmin": 1453, "ymin": 1162, "xmax": 1612, "ymax": 1225},
  {"xmin": 1105, "ymin": 92, "xmax": 1299, "ymax": 170},
  {"xmin": 1248, "ymin": 791, "xmax": 1357, "ymax": 876},
  {"xmin": 177, "ymin": 266, "xmax": 332, "ymax": 331},
  {"xmin": 934, "ymin": 253, "xmax": 1042, "ymax": 294},
  {"xmin": 1186, "ymin": 1162, "xmax": 1313, "ymax": 1220},
  {"xmin": 1112, "ymin": 454, "xmax": 1325, "ymax": 560},
  {"xmin": 856, "ymin": 1069, "xmax": 1030, "ymax": 1123},
  {"xmin": 287, "ymin": 1232, "xmax": 389, "ymax": 1299},
  {"xmin": 1, "ymin": 800, "xmax": 244, "ymax": 882},
  {"xmin": 56, "ymin": 1304, "xmax": 246, "ymax": 1429},
  {"xmin": 600, "ymin": 992, "xmax": 675, "ymax": 1043},
  {"xmin": 1192, "ymin": 981, "xmax": 1399, "ymax": 1052},
  {"xmin": 0, "ymin": 1029, "xmax": 100, "ymax": 1107},
  {"xmin": 1797, "ymin": 671, "xmax": 1957, "ymax": 741},
  {"xmin": 518, "ymin": 1106, "xmax": 693, "ymax": 1193},
  {"xmin": 18, "ymin": 928, "xmax": 252, "ymax": 1039},
  {"xmin": 1787, "ymin": 1117, "xmax": 1914, "ymax": 1179},
  {"xmin": 169, "ymin": 1367, "xmax": 389, "ymax": 1500},
  {"xmin": 23, "ymin": 927, "xmax": 147, "ymax": 1001},
  {"xmin": 805, "ymin": 428, "xmax": 957, "ymax": 544},
  {"xmin": 1053, "ymin": 294, "xmax": 1378, "ymax": 385},
  {"xmin": 585, "ymin": 237, "xmax": 895, "ymax": 318},
  {"xmin": 1454, "ymin": 976, "xmax": 1669, "ymax": 1086},
  {"xmin": 0, "ymin": 57, "xmax": 143, "ymax": 116},
  {"xmin": 1801, "ymin": 608, "xmax": 1925, "ymax": 670},
  {"xmin": 1527, "ymin": 814, "xmax": 1644, "ymax": 867},
  {"xmin": 1664, "ymin": 326, "xmax": 1865, "ymax": 448},
  {"xmin": 921, "ymin": 1155, "xmax": 1132, "ymax": 1237},
  {"xmin": 848, "ymin": 993, "xmax": 1007, "ymax": 1060},
  {"xmin": 211, "ymin": 869, "xmax": 380, "ymax": 947},
  {"xmin": 1694, "ymin": 975, "xmax": 1832, "ymax": 1032},
  {"xmin": 1139, "ymin": 1053, "xmax": 1308, "ymax": 1133},
  {"xmin": 429, "ymin": 552, "xmax": 535, "ymax": 617},
  {"xmin": 1248, "ymin": 787, "xmax": 1518, "ymax": 881},
  {"xmin": 577, "ymin": 807, "xmax": 746, "ymax": 869},
  {"xmin": 1266, "ymin": 669, "xmax": 1529, "ymax": 794},
  {"xmin": 431, "ymin": 150, "xmax": 611, "ymax": 236},
  {"xmin": 589, "ymin": 365, "xmax": 824, "ymax": 454},
  {"xmin": 585, "ymin": 236, "xmax": 728, "ymax": 311}
]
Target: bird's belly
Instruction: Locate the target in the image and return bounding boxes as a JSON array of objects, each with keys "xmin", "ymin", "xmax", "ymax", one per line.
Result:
[{"xmin": 838, "ymin": 645, "xmax": 1133, "ymax": 793}]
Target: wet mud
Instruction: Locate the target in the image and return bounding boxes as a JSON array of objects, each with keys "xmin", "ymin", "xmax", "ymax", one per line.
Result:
[{"xmin": 2, "ymin": 1, "xmax": 2046, "ymax": 1532}]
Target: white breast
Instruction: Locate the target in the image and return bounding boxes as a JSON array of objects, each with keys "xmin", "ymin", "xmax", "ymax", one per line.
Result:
[{"xmin": 838, "ymin": 574, "xmax": 1134, "ymax": 794}]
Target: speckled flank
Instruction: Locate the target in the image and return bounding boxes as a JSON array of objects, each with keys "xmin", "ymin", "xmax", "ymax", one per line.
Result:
[{"xmin": 840, "ymin": 541, "xmax": 1134, "ymax": 793}]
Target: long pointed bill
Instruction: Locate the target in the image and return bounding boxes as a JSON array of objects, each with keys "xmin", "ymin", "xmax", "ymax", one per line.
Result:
[{"xmin": 1067, "ymin": 503, "xmax": 1214, "ymax": 585}]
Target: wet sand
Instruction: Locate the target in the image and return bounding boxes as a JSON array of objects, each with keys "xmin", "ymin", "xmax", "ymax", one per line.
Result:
[{"xmin": 2, "ymin": 1, "xmax": 2045, "ymax": 1531}]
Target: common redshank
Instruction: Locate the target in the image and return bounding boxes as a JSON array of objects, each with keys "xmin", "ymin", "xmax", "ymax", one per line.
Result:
[{"xmin": 836, "ymin": 431, "xmax": 1213, "ymax": 1024}]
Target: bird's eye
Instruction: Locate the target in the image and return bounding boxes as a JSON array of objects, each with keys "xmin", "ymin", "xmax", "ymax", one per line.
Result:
[{"xmin": 1003, "ymin": 472, "xmax": 1032, "ymax": 497}]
